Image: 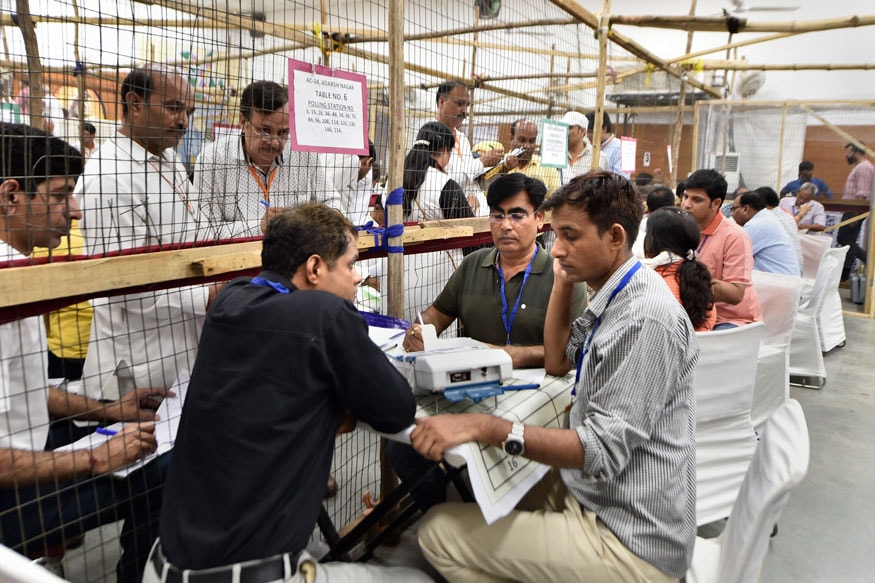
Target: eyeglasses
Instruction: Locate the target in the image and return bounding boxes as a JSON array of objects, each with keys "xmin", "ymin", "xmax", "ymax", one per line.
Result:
[
  {"xmin": 730, "ymin": 204, "xmax": 744, "ymax": 213},
  {"xmin": 245, "ymin": 121, "xmax": 290, "ymax": 142},
  {"xmin": 488, "ymin": 211, "xmax": 529, "ymax": 224}
]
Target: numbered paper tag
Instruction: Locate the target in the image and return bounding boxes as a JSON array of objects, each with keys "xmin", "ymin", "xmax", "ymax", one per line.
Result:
[{"xmin": 288, "ymin": 59, "xmax": 369, "ymax": 155}]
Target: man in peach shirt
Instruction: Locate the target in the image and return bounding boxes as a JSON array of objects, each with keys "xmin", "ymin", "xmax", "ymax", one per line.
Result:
[{"xmin": 681, "ymin": 169, "xmax": 762, "ymax": 329}]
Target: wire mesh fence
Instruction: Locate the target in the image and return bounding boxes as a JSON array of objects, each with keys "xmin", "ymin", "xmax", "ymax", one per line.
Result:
[{"xmin": 2, "ymin": 0, "xmax": 872, "ymax": 579}]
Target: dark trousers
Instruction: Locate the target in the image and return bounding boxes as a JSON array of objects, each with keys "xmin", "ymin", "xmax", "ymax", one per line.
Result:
[
  {"xmin": 837, "ymin": 211, "xmax": 868, "ymax": 280},
  {"xmin": 385, "ymin": 441, "xmax": 447, "ymax": 512},
  {"xmin": 0, "ymin": 444, "xmax": 170, "ymax": 583},
  {"xmin": 47, "ymin": 351, "xmax": 86, "ymax": 382}
]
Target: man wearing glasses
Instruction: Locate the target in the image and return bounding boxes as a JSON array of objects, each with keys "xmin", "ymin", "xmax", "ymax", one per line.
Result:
[
  {"xmin": 77, "ymin": 65, "xmax": 216, "ymax": 399},
  {"xmin": 396, "ymin": 173, "xmax": 587, "ymax": 513},
  {"xmin": 195, "ymin": 80, "xmax": 340, "ymax": 239},
  {"xmin": 403, "ymin": 173, "xmax": 587, "ymax": 368}
]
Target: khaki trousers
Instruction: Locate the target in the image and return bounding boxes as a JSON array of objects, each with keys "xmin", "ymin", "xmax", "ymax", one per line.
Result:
[{"xmin": 418, "ymin": 470, "xmax": 679, "ymax": 583}]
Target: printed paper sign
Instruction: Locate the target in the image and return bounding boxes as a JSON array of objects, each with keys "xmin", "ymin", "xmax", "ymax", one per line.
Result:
[
  {"xmin": 621, "ymin": 136, "xmax": 638, "ymax": 174},
  {"xmin": 288, "ymin": 59, "xmax": 369, "ymax": 155},
  {"xmin": 539, "ymin": 119, "xmax": 569, "ymax": 168}
]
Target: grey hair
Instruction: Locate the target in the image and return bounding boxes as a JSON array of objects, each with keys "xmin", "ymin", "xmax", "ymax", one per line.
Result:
[{"xmin": 798, "ymin": 182, "xmax": 818, "ymax": 196}]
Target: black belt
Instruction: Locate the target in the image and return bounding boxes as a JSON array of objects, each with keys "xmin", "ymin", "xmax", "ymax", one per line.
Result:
[{"xmin": 151, "ymin": 543, "xmax": 300, "ymax": 583}]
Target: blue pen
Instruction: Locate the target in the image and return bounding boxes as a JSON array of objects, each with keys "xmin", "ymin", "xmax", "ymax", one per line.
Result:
[
  {"xmin": 259, "ymin": 199, "xmax": 271, "ymax": 207},
  {"xmin": 95, "ymin": 427, "xmax": 117, "ymax": 436}
]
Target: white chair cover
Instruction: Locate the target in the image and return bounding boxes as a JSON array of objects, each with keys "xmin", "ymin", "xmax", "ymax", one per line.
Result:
[
  {"xmin": 789, "ymin": 246, "xmax": 848, "ymax": 386},
  {"xmin": 750, "ymin": 272, "xmax": 803, "ymax": 433},
  {"xmin": 693, "ymin": 322, "xmax": 765, "ymax": 526},
  {"xmin": 799, "ymin": 233, "xmax": 832, "ymax": 280},
  {"xmin": 687, "ymin": 399, "xmax": 810, "ymax": 583},
  {"xmin": 0, "ymin": 545, "xmax": 67, "ymax": 583},
  {"xmin": 819, "ymin": 286, "xmax": 847, "ymax": 353}
]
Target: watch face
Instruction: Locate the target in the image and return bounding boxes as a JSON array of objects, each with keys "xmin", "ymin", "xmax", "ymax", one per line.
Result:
[{"xmin": 505, "ymin": 439, "xmax": 524, "ymax": 456}]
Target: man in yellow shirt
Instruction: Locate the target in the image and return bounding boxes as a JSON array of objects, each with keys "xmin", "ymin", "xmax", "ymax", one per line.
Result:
[
  {"xmin": 500, "ymin": 119, "xmax": 560, "ymax": 193},
  {"xmin": 31, "ymin": 220, "xmax": 93, "ymax": 381}
]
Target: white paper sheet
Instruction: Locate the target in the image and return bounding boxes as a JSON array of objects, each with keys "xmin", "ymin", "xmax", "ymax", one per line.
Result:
[
  {"xmin": 365, "ymin": 374, "xmax": 574, "ymax": 525},
  {"xmin": 55, "ymin": 371, "xmax": 191, "ymax": 478}
]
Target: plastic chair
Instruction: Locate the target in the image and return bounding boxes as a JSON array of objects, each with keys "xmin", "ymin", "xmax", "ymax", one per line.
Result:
[
  {"xmin": 799, "ymin": 233, "xmax": 831, "ymax": 280},
  {"xmin": 693, "ymin": 322, "xmax": 765, "ymax": 526},
  {"xmin": 687, "ymin": 399, "xmax": 810, "ymax": 583},
  {"xmin": 789, "ymin": 246, "xmax": 848, "ymax": 388},
  {"xmin": 750, "ymin": 272, "xmax": 803, "ymax": 433}
]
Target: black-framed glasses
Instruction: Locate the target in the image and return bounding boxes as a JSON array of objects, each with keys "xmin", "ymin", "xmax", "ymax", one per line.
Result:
[
  {"xmin": 245, "ymin": 120, "xmax": 290, "ymax": 142},
  {"xmin": 488, "ymin": 211, "xmax": 529, "ymax": 224}
]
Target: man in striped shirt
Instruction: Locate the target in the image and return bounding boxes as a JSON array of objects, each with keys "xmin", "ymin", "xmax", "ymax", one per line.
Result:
[{"xmin": 414, "ymin": 171, "xmax": 698, "ymax": 582}]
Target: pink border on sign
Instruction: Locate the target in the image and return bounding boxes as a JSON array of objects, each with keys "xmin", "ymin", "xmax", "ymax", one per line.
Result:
[{"xmin": 288, "ymin": 58, "xmax": 369, "ymax": 156}]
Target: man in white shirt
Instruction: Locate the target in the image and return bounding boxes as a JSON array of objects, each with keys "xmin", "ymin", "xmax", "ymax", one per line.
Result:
[
  {"xmin": 435, "ymin": 80, "xmax": 502, "ymax": 215},
  {"xmin": 196, "ymin": 80, "xmax": 341, "ymax": 239},
  {"xmin": 559, "ymin": 111, "xmax": 593, "ymax": 186},
  {"xmin": 778, "ymin": 181, "xmax": 827, "ymax": 234},
  {"xmin": 0, "ymin": 122, "xmax": 171, "ymax": 583},
  {"xmin": 322, "ymin": 140, "xmax": 378, "ymax": 226},
  {"xmin": 77, "ymin": 65, "xmax": 214, "ymax": 399}
]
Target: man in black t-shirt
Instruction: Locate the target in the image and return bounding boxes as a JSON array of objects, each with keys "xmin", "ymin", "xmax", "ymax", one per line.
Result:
[{"xmin": 149, "ymin": 204, "xmax": 431, "ymax": 582}]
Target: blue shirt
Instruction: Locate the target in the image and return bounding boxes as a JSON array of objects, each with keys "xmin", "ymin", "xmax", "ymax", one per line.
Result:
[
  {"xmin": 743, "ymin": 209, "xmax": 800, "ymax": 276},
  {"xmin": 780, "ymin": 177, "xmax": 832, "ymax": 198}
]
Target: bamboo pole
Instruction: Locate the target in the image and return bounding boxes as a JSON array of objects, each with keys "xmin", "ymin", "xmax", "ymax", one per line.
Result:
[
  {"xmin": 547, "ymin": 0, "xmax": 723, "ymax": 99},
  {"xmin": 386, "ymin": 0, "xmax": 405, "ymax": 322},
  {"xmin": 797, "ymin": 105, "xmax": 872, "ymax": 157},
  {"xmin": 591, "ymin": 0, "xmax": 611, "ymax": 171},
  {"xmin": 428, "ymin": 37, "xmax": 637, "ymax": 61},
  {"xmin": 608, "ymin": 13, "xmax": 875, "ymax": 34},
  {"xmin": 352, "ymin": 17, "xmax": 579, "ymax": 44},
  {"xmin": 691, "ymin": 100, "xmax": 701, "ymax": 173},
  {"xmin": 776, "ymin": 105, "xmax": 788, "ymax": 191},
  {"xmin": 464, "ymin": 71, "xmax": 599, "ymax": 83},
  {"xmin": 670, "ymin": 0, "xmax": 698, "ymax": 189},
  {"xmin": 547, "ymin": 43, "xmax": 557, "ymax": 119},
  {"xmin": 468, "ymin": 9, "xmax": 480, "ymax": 146},
  {"xmin": 14, "ymin": 0, "xmax": 47, "ymax": 131},
  {"xmin": 71, "ymin": 0, "xmax": 86, "ymax": 151},
  {"xmin": 693, "ymin": 62, "xmax": 875, "ymax": 72}
]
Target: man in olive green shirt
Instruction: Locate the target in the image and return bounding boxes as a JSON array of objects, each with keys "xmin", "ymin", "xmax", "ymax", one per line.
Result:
[
  {"xmin": 397, "ymin": 173, "xmax": 586, "ymax": 511},
  {"xmin": 404, "ymin": 173, "xmax": 587, "ymax": 368}
]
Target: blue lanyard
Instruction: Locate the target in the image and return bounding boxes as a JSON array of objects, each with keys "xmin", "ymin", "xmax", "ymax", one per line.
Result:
[
  {"xmin": 250, "ymin": 276, "xmax": 290, "ymax": 294},
  {"xmin": 573, "ymin": 261, "xmax": 642, "ymax": 395},
  {"xmin": 496, "ymin": 246, "xmax": 539, "ymax": 345}
]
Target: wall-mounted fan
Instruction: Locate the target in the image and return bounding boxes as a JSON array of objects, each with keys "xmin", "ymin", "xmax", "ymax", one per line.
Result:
[
  {"xmin": 475, "ymin": 0, "xmax": 502, "ymax": 20},
  {"xmin": 736, "ymin": 71, "xmax": 766, "ymax": 98}
]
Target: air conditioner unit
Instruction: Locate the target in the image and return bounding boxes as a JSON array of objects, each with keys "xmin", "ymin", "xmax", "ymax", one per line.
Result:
[{"xmin": 709, "ymin": 152, "xmax": 741, "ymax": 193}]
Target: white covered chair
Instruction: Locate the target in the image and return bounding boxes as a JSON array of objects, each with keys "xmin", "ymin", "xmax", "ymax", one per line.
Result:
[
  {"xmin": 750, "ymin": 271, "xmax": 803, "ymax": 433},
  {"xmin": 789, "ymin": 246, "xmax": 848, "ymax": 388},
  {"xmin": 799, "ymin": 233, "xmax": 831, "ymax": 280},
  {"xmin": 693, "ymin": 322, "xmax": 765, "ymax": 526},
  {"xmin": 0, "ymin": 545, "xmax": 66, "ymax": 583},
  {"xmin": 687, "ymin": 399, "xmax": 810, "ymax": 583}
]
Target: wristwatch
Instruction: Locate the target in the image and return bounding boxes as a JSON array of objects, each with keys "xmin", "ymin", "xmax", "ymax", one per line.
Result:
[{"xmin": 502, "ymin": 422, "xmax": 526, "ymax": 456}]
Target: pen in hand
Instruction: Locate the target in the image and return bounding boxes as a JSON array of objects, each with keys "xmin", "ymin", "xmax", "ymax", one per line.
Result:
[{"xmin": 95, "ymin": 427, "xmax": 118, "ymax": 436}]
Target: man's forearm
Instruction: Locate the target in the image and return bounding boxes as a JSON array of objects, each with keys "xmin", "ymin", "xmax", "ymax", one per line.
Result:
[
  {"xmin": 502, "ymin": 345, "xmax": 544, "ymax": 369},
  {"xmin": 47, "ymin": 387, "xmax": 114, "ymax": 421},
  {"xmin": 0, "ymin": 447, "xmax": 93, "ymax": 488},
  {"xmin": 473, "ymin": 416, "xmax": 585, "ymax": 469},
  {"xmin": 799, "ymin": 222, "xmax": 826, "ymax": 232}
]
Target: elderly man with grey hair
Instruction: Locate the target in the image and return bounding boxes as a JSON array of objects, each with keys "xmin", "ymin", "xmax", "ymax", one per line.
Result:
[{"xmin": 778, "ymin": 181, "xmax": 827, "ymax": 233}]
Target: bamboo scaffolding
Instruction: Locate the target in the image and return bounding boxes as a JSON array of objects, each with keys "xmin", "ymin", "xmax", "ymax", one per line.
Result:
[
  {"xmin": 350, "ymin": 18, "xmax": 579, "ymax": 44},
  {"xmin": 776, "ymin": 105, "xmax": 788, "ymax": 191},
  {"xmin": 386, "ymin": 0, "xmax": 405, "ymax": 323},
  {"xmin": 548, "ymin": 0, "xmax": 723, "ymax": 99},
  {"xmin": 798, "ymin": 105, "xmax": 872, "ymax": 157},
  {"xmin": 670, "ymin": 0, "xmax": 697, "ymax": 188},
  {"xmin": 691, "ymin": 101, "xmax": 701, "ymax": 172},
  {"xmin": 427, "ymin": 37, "xmax": 632, "ymax": 61},
  {"xmin": 608, "ymin": 13, "xmax": 875, "ymax": 34},
  {"xmin": 694, "ymin": 62, "xmax": 875, "ymax": 72},
  {"xmin": 468, "ymin": 11, "xmax": 480, "ymax": 146},
  {"xmin": 591, "ymin": 0, "xmax": 611, "ymax": 171},
  {"xmin": 466, "ymin": 72, "xmax": 599, "ymax": 83}
]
